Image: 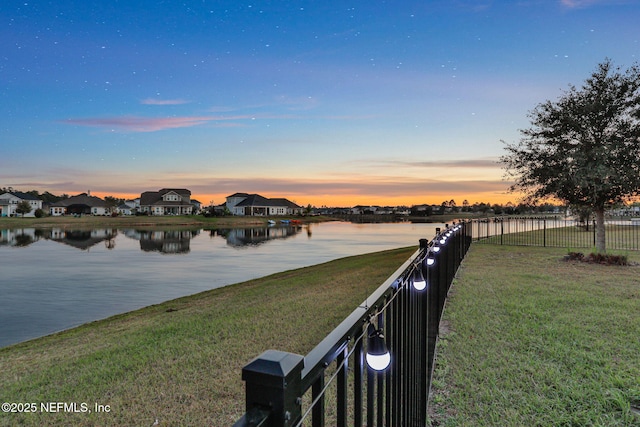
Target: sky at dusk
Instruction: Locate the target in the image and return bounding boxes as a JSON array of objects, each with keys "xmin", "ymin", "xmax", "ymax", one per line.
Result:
[{"xmin": 2, "ymin": 0, "xmax": 639, "ymax": 207}]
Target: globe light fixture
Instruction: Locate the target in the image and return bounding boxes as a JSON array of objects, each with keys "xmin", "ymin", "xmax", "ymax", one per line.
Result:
[
  {"xmin": 411, "ymin": 266, "xmax": 426, "ymax": 291},
  {"xmin": 366, "ymin": 323, "xmax": 391, "ymax": 371}
]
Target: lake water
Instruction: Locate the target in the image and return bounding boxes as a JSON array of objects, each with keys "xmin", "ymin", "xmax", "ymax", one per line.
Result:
[{"xmin": 0, "ymin": 221, "xmax": 444, "ymax": 348}]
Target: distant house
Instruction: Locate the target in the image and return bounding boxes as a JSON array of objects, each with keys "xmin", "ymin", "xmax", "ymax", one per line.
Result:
[
  {"xmin": 0, "ymin": 191, "xmax": 43, "ymax": 217},
  {"xmin": 116, "ymin": 200, "xmax": 138, "ymax": 216},
  {"xmin": 225, "ymin": 193, "xmax": 302, "ymax": 216},
  {"xmin": 191, "ymin": 199, "xmax": 202, "ymax": 214},
  {"xmin": 139, "ymin": 188, "xmax": 193, "ymax": 215},
  {"xmin": 49, "ymin": 192, "xmax": 110, "ymax": 216}
]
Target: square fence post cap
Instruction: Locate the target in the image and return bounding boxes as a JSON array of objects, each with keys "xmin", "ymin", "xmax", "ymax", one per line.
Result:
[{"xmin": 242, "ymin": 350, "xmax": 304, "ymax": 387}]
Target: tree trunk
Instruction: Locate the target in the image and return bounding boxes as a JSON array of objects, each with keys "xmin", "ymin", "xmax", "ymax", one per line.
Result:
[{"xmin": 595, "ymin": 207, "xmax": 606, "ymax": 253}]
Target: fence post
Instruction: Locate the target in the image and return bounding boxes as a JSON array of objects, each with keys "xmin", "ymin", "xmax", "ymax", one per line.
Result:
[{"xmin": 236, "ymin": 350, "xmax": 304, "ymax": 427}]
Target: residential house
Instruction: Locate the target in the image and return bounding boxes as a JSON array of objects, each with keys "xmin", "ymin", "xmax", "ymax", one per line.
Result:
[
  {"xmin": 0, "ymin": 191, "xmax": 43, "ymax": 217},
  {"xmin": 139, "ymin": 188, "xmax": 193, "ymax": 215},
  {"xmin": 191, "ymin": 199, "xmax": 202, "ymax": 214},
  {"xmin": 225, "ymin": 193, "xmax": 302, "ymax": 216},
  {"xmin": 116, "ymin": 199, "xmax": 139, "ymax": 216},
  {"xmin": 49, "ymin": 192, "xmax": 110, "ymax": 216}
]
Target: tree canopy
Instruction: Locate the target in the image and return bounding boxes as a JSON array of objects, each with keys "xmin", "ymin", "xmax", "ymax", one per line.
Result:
[
  {"xmin": 501, "ymin": 59, "xmax": 640, "ymax": 252},
  {"xmin": 15, "ymin": 201, "xmax": 33, "ymax": 217}
]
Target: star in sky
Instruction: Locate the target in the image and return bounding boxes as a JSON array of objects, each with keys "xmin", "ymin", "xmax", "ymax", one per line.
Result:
[{"xmin": 1, "ymin": 1, "xmax": 638, "ymax": 206}]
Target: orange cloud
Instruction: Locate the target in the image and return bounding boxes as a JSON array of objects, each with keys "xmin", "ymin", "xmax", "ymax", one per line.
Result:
[
  {"xmin": 16, "ymin": 169, "xmax": 517, "ymax": 208},
  {"xmin": 167, "ymin": 176, "xmax": 516, "ymax": 207}
]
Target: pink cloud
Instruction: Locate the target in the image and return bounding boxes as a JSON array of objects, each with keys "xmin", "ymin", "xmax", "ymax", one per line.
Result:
[{"xmin": 61, "ymin": 116, "xmax": 236, "ymax": 132}]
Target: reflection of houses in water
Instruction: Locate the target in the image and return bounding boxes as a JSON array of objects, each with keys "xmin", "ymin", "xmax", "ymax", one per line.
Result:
[
  {"xmin": 0, "ymin": 228, "xmax": 41, "ymax": 247},
  {"xmin": 46, "ymin": 228, "xmax": 118, "ymax": 251},
  {"xmin": 136, "ymin": 229, "xmax": 199, "ymax": 254},
  {"xmin": 219, "ymin": 226, "xmax": 301, "ymax": 247}
]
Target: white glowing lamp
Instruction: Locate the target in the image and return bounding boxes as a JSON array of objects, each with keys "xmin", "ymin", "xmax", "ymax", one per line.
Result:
[
  {"xmin": 412, "ymin": 268, "xmax": 426, "ymax": 291},
  {"xmin": 366, "ymin": 324, "xmax": 391, "ymax": 371}
]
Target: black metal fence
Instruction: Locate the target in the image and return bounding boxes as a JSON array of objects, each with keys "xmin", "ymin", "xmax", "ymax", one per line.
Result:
[
  {"xmin": 470, "ymin": 216, "xmax": 640, "ymax": 251},
  {"xmin": 233, "ymin": 222, "xmax": 472, "ymax": 427}
]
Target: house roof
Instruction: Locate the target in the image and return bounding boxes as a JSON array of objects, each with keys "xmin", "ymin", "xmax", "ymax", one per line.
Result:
[
  {"xmin": 227, "ymin": 192, "xmax": 250, "ymax": 199},
  {"xmin": 235, "ymin": 194, "xmax": 271, "ymax": 207},
  {"xmin": 140, "ymin": 192, "xmax": 163, "ymax": 206},
  {"xmin": 235, "ymin": 194, "xmax": 301, "ymax": 209},
  {"xmin": 1, "ymin": 191, "xmax": 41, "ymax": 201},
  {"xmin": 159, "ymin": 188, "xmax": 191, "ymax": 196},
  {"xmin": 269, "ymin": 198, "xmax": 302, "ymax": 209},
  {"xmin": 140, "ymin": 188, "xmax": 191, "ymax": 207},
  {"xmin": 50, "ymin": 193, "xmax": 107, "ymax": 207}
]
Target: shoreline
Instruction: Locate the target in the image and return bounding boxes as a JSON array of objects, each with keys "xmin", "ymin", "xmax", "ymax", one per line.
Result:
[
  {"xmin": 0, "ymin": 214, "xmax": 336, "ymax": 230},
  {"xmin": 0, "ymin": 247, "xmax": 416, "ymax": 425},
  {"xmin": 0, "ymin": 213, "xmax": 476, "ymax": 230}
]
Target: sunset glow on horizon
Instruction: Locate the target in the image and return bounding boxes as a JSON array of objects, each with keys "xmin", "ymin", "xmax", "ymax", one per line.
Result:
[{"xmin": 2, "ymin": 1, "xmax": 638, "ymax": 207}]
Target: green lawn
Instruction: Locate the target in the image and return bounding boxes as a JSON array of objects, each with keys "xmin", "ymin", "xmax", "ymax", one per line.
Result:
[
  {"xmin": 429, "ymin": 244, "xmax": 640, "ymax": 426},
  {"xmin": 0, "ymin": 246, "xmax": 416, "ymax": 427},
  {"xmin": 475, "ymin": 224, "xmax": 640, "ymax": 251},
  {"xmin": 3, "ymin": 242, "xmax": 638, "ymax": 426}
]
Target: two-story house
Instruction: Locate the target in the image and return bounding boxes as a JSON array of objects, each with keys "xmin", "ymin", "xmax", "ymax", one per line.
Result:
[
  {"xmin": 0, "ymin": 191, "xmax": 43, "ymax": 217},
  {"xmin": 139, "ymin": 189, "xmax": 193, "ymax": 215}
]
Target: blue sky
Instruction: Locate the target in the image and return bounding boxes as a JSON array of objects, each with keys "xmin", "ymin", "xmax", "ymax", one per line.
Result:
[{"xmin": 2, "ymin": 0, "xmax": 638, "ymax": 206}]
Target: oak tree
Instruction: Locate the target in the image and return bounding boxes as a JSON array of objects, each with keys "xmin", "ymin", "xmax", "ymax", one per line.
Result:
[
  {"xmin": 501, "ymin": 59, "xmax": 640, "ymax": 253},
  {"xmin": 15, "ymin": 200, "xmax": 33, "ymax": 217}
]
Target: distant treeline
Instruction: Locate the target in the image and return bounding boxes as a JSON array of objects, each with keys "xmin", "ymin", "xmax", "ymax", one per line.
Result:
[
  {"xmin": 0, "ymin": 188, "xmax": 126, "ymax": 207},
  {"xmin": 412, "ymin": 201, "xmax": 563, "ymax": 216},
  {"xmin": 0, "ymin": 188, "xmax": 69, "ymax": 204}
]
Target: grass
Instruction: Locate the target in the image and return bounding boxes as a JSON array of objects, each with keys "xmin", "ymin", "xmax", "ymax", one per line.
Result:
[
  {"xmin": 429, "ymin": 245, "xmax": 640, "ymax": 426},
  {"xmin": 0, "ymin": 246, "xmax": 416, "ymax": 426},
  {"xmin": 476, "ymin": 224, "xmax": 640, "ymax": 251},
  {"xmin": 0, "ymin": 214, "xmax": 335, "ymax": 229},
  {"xmin": 3, "ymin": 236, "xmax": 638, "ymax": 426}
]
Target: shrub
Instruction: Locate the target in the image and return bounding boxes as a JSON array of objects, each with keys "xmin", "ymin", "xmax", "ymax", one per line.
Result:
[{"xmin": 564, "ymin": 251, "xmax": 628, "ymax": 265}]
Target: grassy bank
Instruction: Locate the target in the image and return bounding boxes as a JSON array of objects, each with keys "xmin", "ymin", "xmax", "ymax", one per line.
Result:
[
  {"xmin": 429, "ymin": 245, "xmax": 640, "ymax": 426},
  {"xmin": 0, "ymin": 246, "xmax": 415, "ymax": 426},
  {"xmin": 0, "ymin": 214, "xmax": 334, "ymax": 229},
  {"xmin": 476, "ymin": 224, "xmax": 640, "ymax": 251}
]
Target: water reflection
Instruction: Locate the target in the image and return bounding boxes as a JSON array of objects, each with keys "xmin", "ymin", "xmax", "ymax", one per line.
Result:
[
  {"xmin": 1, "ymin": 228, "xmax": 40, "ymax": 247},
  {"xmin": 0, "ymin": 225, "xmax": 305, "ymax": 253},
  {"xmin": 48, "ymin": 229, "xmax": 119, "ymax": 251},
  {"xmin": 214, "ymin": 225, "xmax": 303, "ymax": 247},
  {"xmin": 0, "ymin": 222, "xmax": 442, "ymax": 348},
  {"xmin": 135, "ymin": 230, "xmax": 198, "ymax": 254}
]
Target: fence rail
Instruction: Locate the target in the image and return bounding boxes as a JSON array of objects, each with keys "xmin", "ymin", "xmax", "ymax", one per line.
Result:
[
  {"xmin": 233, "ymin": 222, "xmax": 472, "ymax": 427},
  {"xmin": 470, "ymin": 216, "xmax": 640, "ymax": 251}
]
